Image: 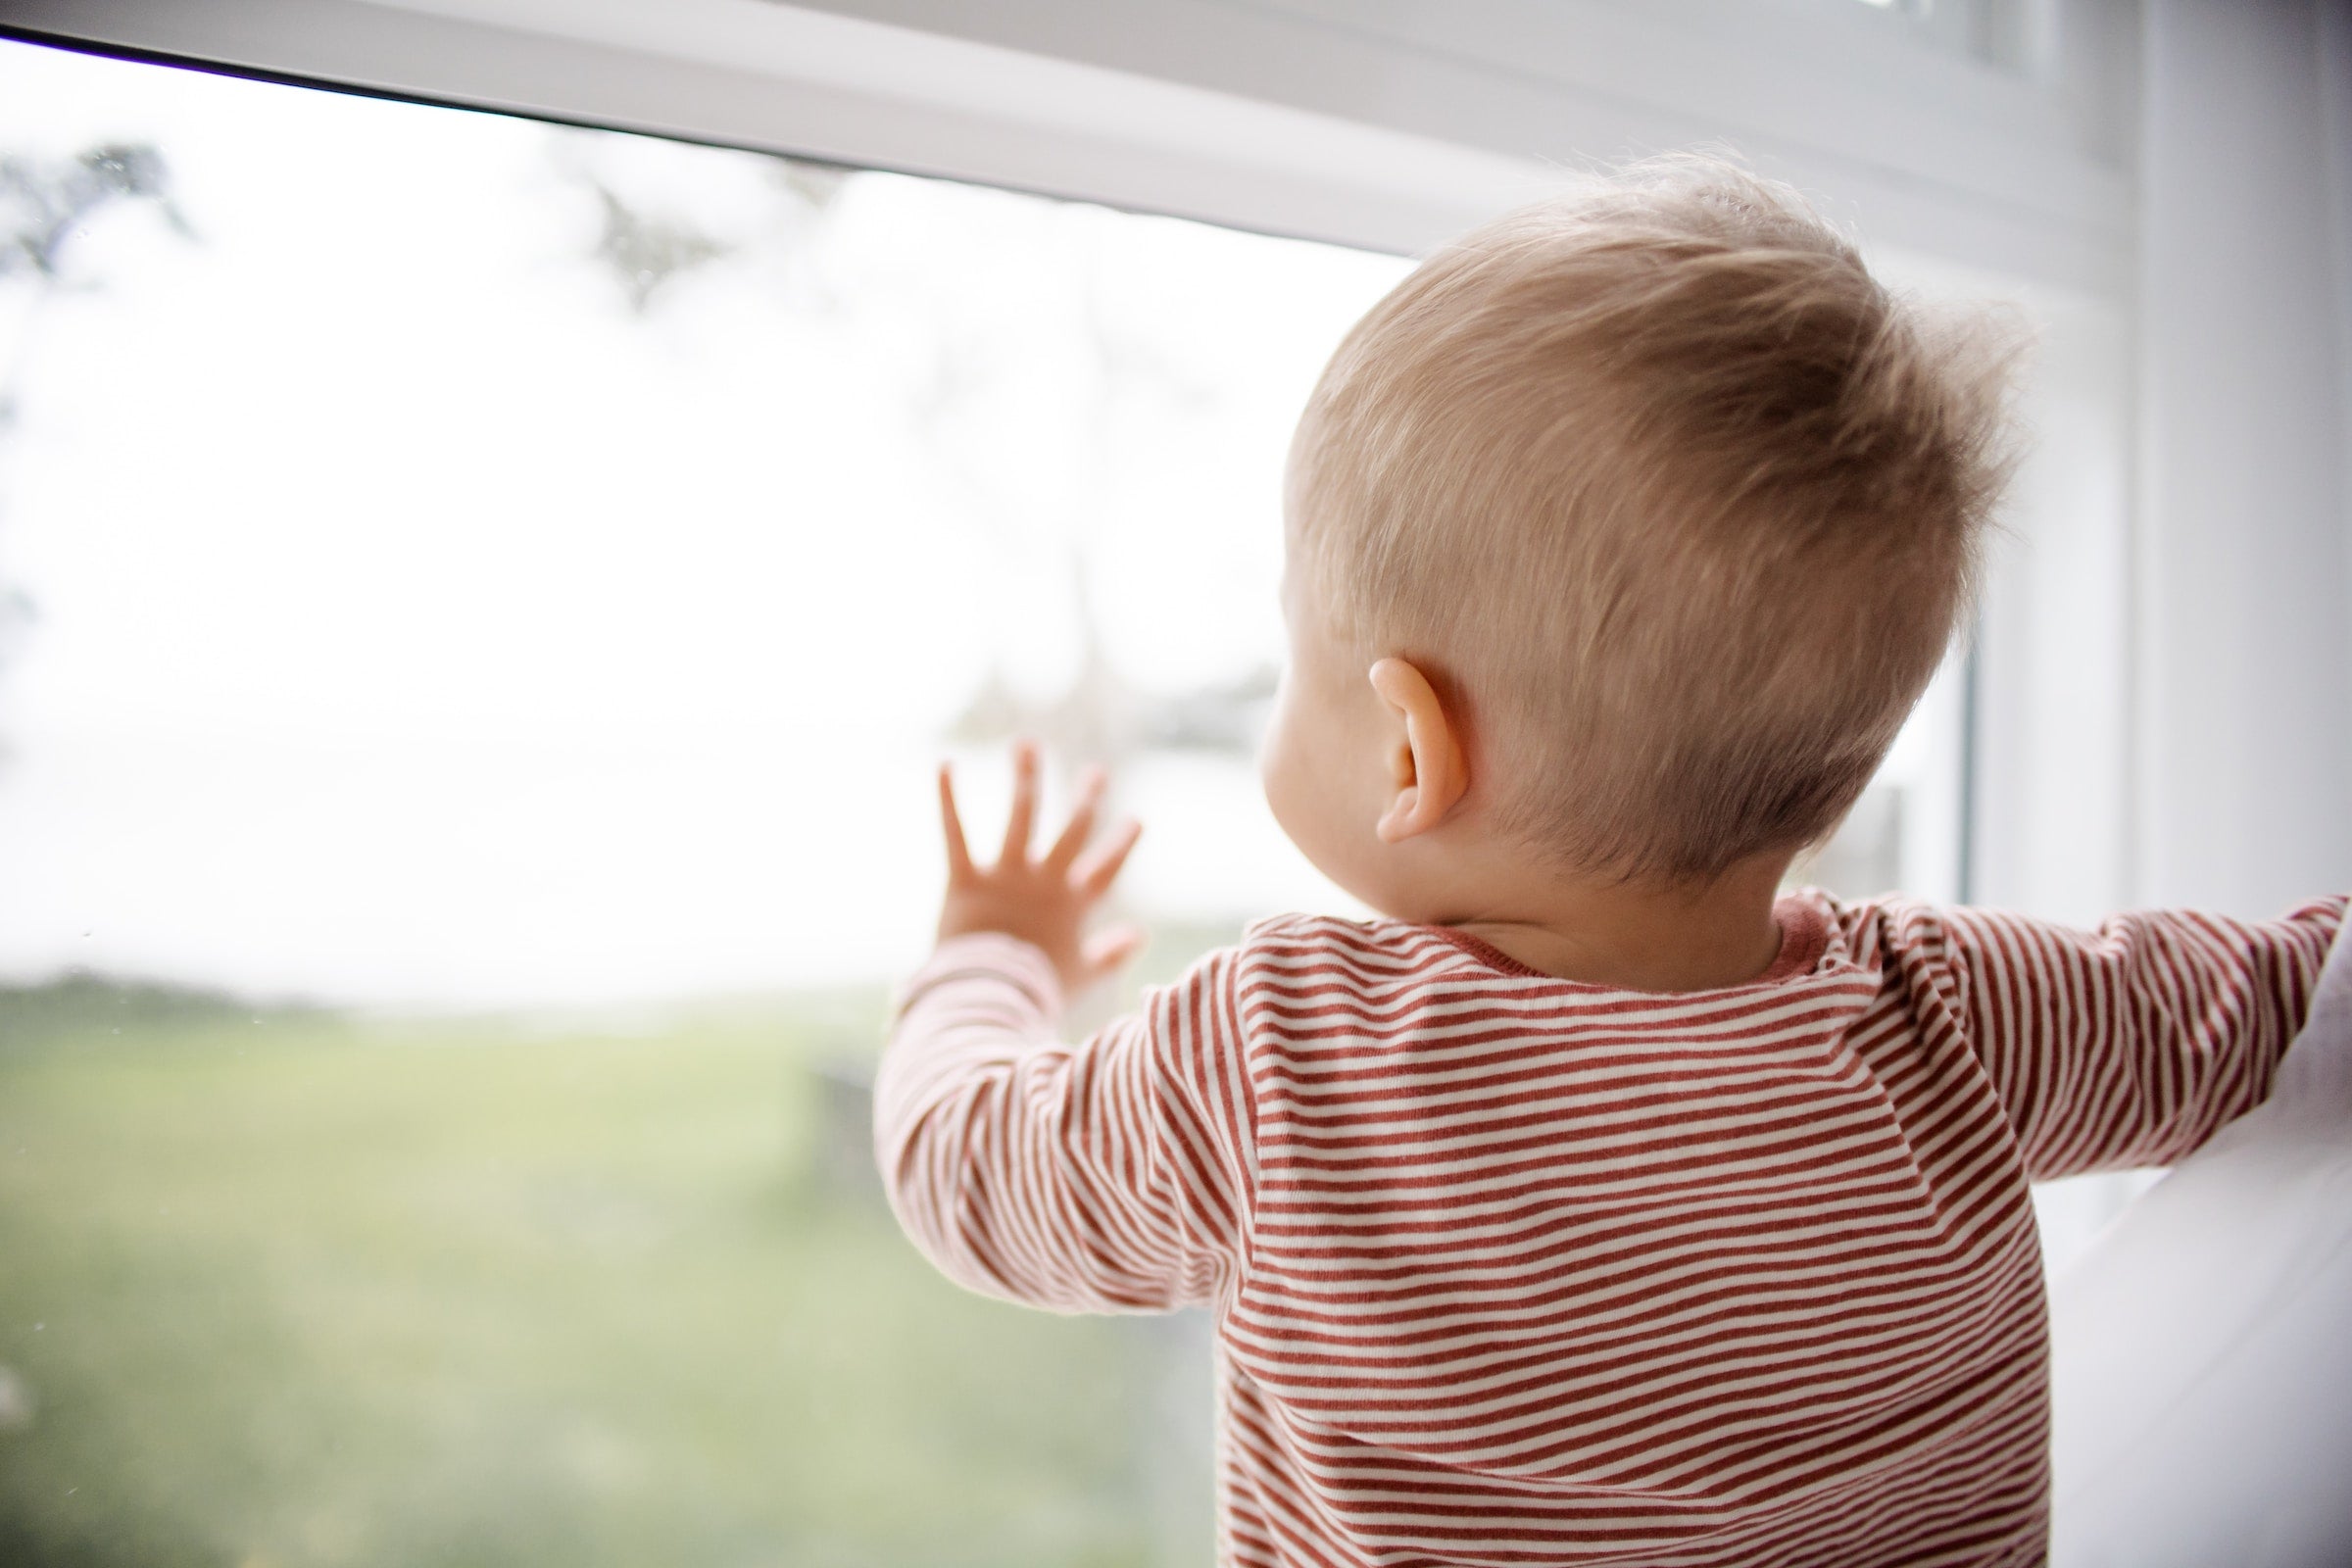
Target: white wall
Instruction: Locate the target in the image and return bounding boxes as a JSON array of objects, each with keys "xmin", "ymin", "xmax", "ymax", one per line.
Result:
[{"xmin": 2136, "ymin": 0, "xmax": 2352, "ymax": 917}]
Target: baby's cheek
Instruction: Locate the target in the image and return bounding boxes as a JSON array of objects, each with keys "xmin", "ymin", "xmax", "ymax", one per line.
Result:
[
  {"xmin": 1256, "ymin": 678, "xmax": 1299, "ymax": 805},
  {"xmin": 1260, "ymin": 724, "xmax": 1327, "ymax": 863},
  {"xmin": 1258, "ymin": 724, "xmax": 1302, "ymax": 837},
  {"xmin": 1262, "ymin": 714, "xmax": 1353, "ymax": 882}
]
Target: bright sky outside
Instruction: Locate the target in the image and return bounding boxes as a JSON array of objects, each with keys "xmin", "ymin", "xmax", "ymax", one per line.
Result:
[
  {"xmin": 0, "ymin": 34, "xmax": 1983, "ymax": 1016},
  {"xmin": 0, "ymin": 39, "xmax": 1410, "ymax": 1009}
]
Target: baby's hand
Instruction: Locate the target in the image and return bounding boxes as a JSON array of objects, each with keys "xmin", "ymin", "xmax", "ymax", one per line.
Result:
[{"xmin": 935, "ymin": 741, "xmax": 1145, "ymax": 998}]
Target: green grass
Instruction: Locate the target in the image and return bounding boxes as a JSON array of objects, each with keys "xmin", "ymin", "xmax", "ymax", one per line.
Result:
[{"xmin": 0, "ymin": 982, "xmax": 1214, "ymax": 1567}]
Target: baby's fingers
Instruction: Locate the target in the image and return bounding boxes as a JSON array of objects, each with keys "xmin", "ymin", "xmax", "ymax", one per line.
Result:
[
  {"xmin": 937, "ymin": 762, "xmax": 974, "ymax": 883},
  {"xmin": 1079, "ymin": 923, "xmax": 1146, "ymax": 987},
  {"xmin": 1072, "ymin": 817, "xmax": 1143, "ymax": 900},
  {"xmin": 1043, "ymin": 765, "xmax": 1107, "ymax": 875},
  {"xmin": 1000, "ymin": 739, "xmax": 1040, "ymax": 865}
]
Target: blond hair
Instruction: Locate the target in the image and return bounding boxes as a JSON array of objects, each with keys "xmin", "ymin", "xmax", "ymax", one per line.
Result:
[{"xmin": 1287, "ymin": 155, "xmax": 2024, "ymax": 882}]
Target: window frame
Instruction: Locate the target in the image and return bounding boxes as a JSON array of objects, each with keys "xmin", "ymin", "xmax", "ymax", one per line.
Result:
[{"xmin": 0, "ymin": 0, "xmax": 2132, "ymax": 287}]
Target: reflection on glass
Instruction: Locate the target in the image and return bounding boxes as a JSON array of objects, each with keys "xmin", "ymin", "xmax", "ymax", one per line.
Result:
[{"xmin": 0, "ymin": 37, "xmax": 1959, "ymax": 1566}]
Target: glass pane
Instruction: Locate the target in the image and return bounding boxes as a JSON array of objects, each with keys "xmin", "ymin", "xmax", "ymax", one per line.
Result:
[
  {"xmin": 0, "ymin": 35, "xmax": 1973, "ymax": 1567},
  {"xmin": 1788, "ymin": 653, "xmax": 1970, "ymax": 903},
  {"xmin": 0, "ymin": 38, "xmax": 1405, "ymax": 1567}
]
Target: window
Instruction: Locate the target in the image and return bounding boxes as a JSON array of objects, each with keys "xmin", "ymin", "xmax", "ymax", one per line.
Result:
[{"xmin": 0, "ymin": 35, "xmax": 1969, "ymax": 1564}]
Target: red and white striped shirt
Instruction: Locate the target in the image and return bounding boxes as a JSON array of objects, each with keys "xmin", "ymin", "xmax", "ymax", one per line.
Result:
[{"xmin": 876, "ymin": 890, "xmax": 2345, "ymax": 1566}]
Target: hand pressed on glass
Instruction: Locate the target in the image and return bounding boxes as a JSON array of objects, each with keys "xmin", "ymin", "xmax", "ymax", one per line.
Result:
[{"xmin": 936, "ymin": 741, "xmax": 1146, "ymax": 997}]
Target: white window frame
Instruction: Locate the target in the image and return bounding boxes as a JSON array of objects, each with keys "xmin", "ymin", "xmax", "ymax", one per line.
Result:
[{"xmin": 0, "ymin": 0, "xmax": 2133, "ymax": 286}]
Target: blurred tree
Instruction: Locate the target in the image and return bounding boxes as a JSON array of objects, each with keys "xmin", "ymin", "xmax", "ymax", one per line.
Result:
[
  {"xmin": 547, "ymin": 128, "xmax": 847, "ymax": 317},
  {"xmin": 0, "ymin": 141, "xmax": 190, "ymax": 283},
  {"xmin": 1, "ymin": 141, "xmax": 194, "ymax": 410},
  {"xmin": 588, "ymin": 182, "xmax": 731, "ymax": 315},
  {"xmin": 0, "ymin": 140, "xmax": 195, "ymax": 694}
]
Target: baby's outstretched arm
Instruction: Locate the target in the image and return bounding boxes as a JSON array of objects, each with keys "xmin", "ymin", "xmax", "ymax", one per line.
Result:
[
  {"xmin": 1910, "ymin": 896, "xmax": 2348, "ymax": 1177},
  {"xmin": 875, "ymin": 744, "xmax": 1249, "ymax": 1315}
]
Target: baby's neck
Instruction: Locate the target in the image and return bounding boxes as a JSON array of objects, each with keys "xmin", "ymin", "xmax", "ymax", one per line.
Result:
[{"xmin": 1442, "ymin": 852, "xmax": 1794, "ymax": 993}]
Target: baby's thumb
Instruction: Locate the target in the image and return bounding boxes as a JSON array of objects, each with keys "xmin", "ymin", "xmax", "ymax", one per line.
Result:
[{"xmin": 1081, "ymin": 924, "xmax": 1147, "ymax": 984}]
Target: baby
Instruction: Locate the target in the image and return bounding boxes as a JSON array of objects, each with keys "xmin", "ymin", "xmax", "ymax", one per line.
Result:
[{"xmin": 873, "ymin": 157, "xmax": 2345, "ymax": 1567}]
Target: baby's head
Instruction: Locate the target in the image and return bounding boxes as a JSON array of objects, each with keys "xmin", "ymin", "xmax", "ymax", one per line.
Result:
[{"xmin": 1260, "ymin": 156, "xmax": 2021, "ymax": 918}]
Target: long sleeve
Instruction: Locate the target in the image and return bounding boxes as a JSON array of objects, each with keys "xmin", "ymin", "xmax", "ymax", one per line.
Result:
[
  {"xmin": 872, "ymin": 933, "xmax": 1254, "ymax": 1315},
  {"xmin": 1907, "ymin": 895, "xmax": 2347, "ymax": 1179}
]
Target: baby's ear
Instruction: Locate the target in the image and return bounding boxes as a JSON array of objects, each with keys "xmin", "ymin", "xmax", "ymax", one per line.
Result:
[{"xmin": 1367, "ymin": 658, "xmax": 1468, "ymax": 843}]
